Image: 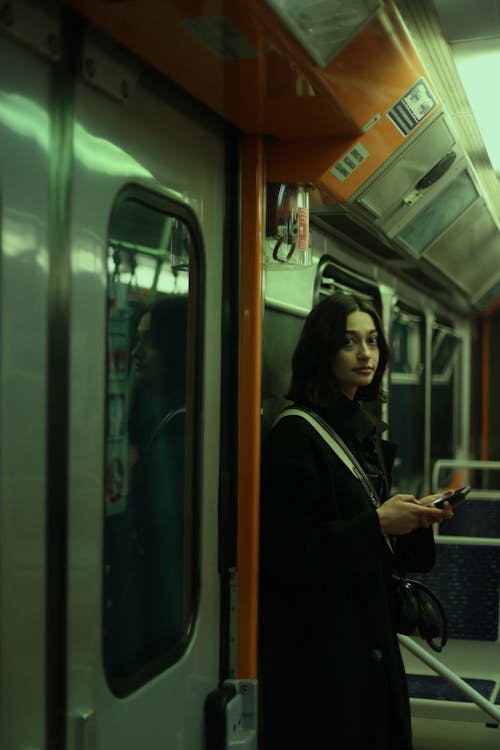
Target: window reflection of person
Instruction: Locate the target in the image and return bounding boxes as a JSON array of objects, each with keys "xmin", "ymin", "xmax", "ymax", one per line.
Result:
[
  {"xmin": 105, "ymin": 295, "xmax": 188, "ymax": 680},
  {"xmin": 129, "ymin": 298, "xmax": 187, "ymax": 464},
  {"xmin": 132, "ymin": 310, "xmax": 161, "ymax": 379},
  {"xmin": 130, "ymin": 296, "xmax": 188, "ymax": 664}
]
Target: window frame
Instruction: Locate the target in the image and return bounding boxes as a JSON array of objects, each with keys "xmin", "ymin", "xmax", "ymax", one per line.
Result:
[
  {"xmin": 389, "ymin": 306, "xmax": 424, "ymax": 386},
  {"xmin": 102, "ymin": 183, "xmax": 205, "ymax": 697},
  {"xmin": 431, "ymin": 321, "xmax": 460, "ymax": 385}
]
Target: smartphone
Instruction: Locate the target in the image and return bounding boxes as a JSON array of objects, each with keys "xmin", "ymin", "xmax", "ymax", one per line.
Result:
[{"xmin": 433, "ymin": 484, "xmax": 471, "ymax": 509}]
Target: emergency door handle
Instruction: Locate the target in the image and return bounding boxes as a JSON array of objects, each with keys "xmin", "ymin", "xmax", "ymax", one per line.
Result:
[{"xmin": 73, "ymin": 709, "xmax": 96, "ymax": 750}]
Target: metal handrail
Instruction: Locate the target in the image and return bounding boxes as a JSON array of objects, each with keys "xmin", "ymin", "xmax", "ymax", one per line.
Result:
[
  {"xmin": 435, "ymin": 536, "xmax": 500, "ymax": 546},
  {"xmin": 406, "ymin": 458, "xmax": 500, "ymax": 723},
  {"xmin": 447, "ymin": 490, "xmax": 500, "ymax": 501},
  {"xmin": 432, "ymin": 459, "xmax": 500, "ymax": 493},
  {"xmin": 399, "ymin": 635, "xmax": 500, "ymax": 724}
]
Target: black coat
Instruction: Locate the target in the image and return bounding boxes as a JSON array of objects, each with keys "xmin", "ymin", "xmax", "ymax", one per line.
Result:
[{"xmin": 259, "ymin": 397, "xmax": 435, "ymax": 750}]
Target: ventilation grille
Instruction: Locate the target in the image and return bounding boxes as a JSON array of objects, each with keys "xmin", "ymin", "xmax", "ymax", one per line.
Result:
[
  {"xmin": 400, "ymin": 266, "xmax": 447, "ymax": 293},
  {"xmin": 312, "ymin": 212, "xmax": 403, "ymax": 260}
]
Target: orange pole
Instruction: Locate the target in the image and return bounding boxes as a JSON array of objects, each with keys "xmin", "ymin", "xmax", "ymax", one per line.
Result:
[
  {"xmin": 237, "ymin": 135, "xmax": 264, "ymax": 679},
  {"xmin": 481, "ymin": 317, "xmax": 490, "ymax": 461}
]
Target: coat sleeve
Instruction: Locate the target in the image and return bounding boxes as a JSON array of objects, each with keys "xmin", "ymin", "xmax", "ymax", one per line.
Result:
[
  {"xmin": 375, "ymin": 433, "xmax": 436, "ymax": 574},
  {"xmin": 260, "ymin": 417, "xmax": 384, "ymax": 590}
]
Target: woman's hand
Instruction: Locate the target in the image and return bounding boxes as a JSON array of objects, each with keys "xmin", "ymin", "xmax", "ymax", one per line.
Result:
[
  {"xmin": 418, "ymin": 491, "xmax": 454, "ymax": 521},
  {"xmin": 376, "ymin": 493, "xmax": 452, "ymax": 536}
]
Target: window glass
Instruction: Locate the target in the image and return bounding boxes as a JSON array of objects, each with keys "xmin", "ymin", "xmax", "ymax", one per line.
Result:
[
  {"xmin": 103, "ymin": 194, "xmax": 198, "ymax": 693},
  {"xmin": 431, "ymin": 324, "xmax": 460, "ymax": 380},
  {"xmin": 431, "ymin": 323, "xmax": 461, "ymax": 474},
  {"xmin": 390, "ymin": 310, "xmax": 422, "ymax": 381},
  {"xmin": 389, "ymin": 308, "xmax": 425, "ymax": 494},
  {"xmin": 395, "ymin": 170, "xmax": 478, "ymax": 255}
]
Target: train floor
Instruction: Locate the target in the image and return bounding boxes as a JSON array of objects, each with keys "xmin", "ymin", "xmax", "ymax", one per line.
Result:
[{"xmin": 412, "ymin": 718, "xmax": 499, "ymax": 749}]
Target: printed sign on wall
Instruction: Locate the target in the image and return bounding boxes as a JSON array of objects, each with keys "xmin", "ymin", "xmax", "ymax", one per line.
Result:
[{"xmin": 387, "ymin": 78, "xmax": 437, "ymax": 136}]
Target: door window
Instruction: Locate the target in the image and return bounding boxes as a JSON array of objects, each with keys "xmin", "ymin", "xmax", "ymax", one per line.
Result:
[
  {"xmin": 389, "ymin": 307, "xmax": 425, "ymax": 494},
  {"xmin": 103, "ymin": 190, "xmax": 202, "ymax": 694},
  {"xmin": 431, "ymin": 321, "xmax": 461, "ymax": 476}
]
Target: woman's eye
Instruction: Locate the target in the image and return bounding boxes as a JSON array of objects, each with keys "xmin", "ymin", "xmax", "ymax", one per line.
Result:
[
  {"xmin": 368, "ymin": 336, "xmax": 378, "ymax": 345},
  {"xmin": 343, "ymin": 337, "xmax": 353, "ymax": 346}
]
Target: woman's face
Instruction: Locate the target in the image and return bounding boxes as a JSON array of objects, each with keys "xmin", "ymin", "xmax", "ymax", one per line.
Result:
[
  {"xmin": 332, "ymin": 310, "xmax": 380, "ymax": 399},
  {"xmin": 131, "ymin": 312, "xmax": 162, "ymax": 383}
]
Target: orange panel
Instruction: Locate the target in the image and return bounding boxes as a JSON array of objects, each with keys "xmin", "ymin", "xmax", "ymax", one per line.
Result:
[
  {"xmin": 264, "ymin": 1, "xmax": 442, "ymax": 201},
  {"xmin": 268, "ymin": 99, "xmax": 442, "ymax": 203},
  {"xmin": 248, "ymin": 0, "xmax": 436, "ymax": 127},
  {"xmin": 65, "ymin": 0, "xmax": 261, "ymax": 127},
  {"xmin": 64, "ymin": 0, "xmax": 358, "ymax": 138},
  {"xmin": 320, "ymin": 3, "xmax": 433, "ymax": 132},
  {"xmin": 237, "ymin": 135, "xmax": 264, "ymax": 680},
  {"xmin": 64, "ymin": 0, "xmax": 439, "ymax": 158}
]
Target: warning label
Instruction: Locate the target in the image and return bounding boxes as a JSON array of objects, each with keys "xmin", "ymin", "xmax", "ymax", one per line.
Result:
[
  {"xmin": 330, "ymin": 142, "xmax": 369, "ymax": 182},
  {"xmin": 297, "ymin": 207, "xmax": 309, "ymax": 251},
  {"xmin": 182, "ymin": 16, "xmax": 258, "ymax": 60},
  {"xmin": 387, "ymin": 78, "xmax": 437, "ymax": 136}
]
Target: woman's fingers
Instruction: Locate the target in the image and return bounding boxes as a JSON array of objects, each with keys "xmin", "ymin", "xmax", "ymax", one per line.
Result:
[{"xmin": 378, "ymin": 493, "xmax": 453, "ymax": 535}]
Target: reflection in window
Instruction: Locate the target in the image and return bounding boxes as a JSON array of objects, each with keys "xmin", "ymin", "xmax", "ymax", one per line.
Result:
[
  {"xmin": 431, "ymin": 323, "xmax": 461, "ymax": 471},
  {"xmin": 395, "ymin": 170, "xmax": 478, "ymax": 255},
  {"xmin": 103, "ymin": 196, "xmax": 197, "ymax": 693},
  {"xmin": 431, "ymin": 324, "xmax": 459, "ymax": 381},
  {"xmin": 389, "ymin": 308, "xmax": 425, "ymax": 495},
  {"xmin": 390, "ymin": 310, "xmax": 422, "ymax": 380}
]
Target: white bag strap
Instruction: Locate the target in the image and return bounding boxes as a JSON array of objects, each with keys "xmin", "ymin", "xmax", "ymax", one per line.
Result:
[
  {"xmin": 274, "ymin": 407, "xmax": 361, "ymax": 480},
  {"xmin": 274, "ymin": 406, "xmax": 394, "ymax": 554}
]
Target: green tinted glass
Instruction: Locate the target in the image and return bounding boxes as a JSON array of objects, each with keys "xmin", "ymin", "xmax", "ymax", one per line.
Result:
[{"xmin": 103, "ymin": 195, "xmax": 195, "ymax": 693}]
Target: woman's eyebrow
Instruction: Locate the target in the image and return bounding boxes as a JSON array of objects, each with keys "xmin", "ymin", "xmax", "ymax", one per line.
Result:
[{"xmin": 345, "ymin": 328, "xmax": 378, "ymax": 335}]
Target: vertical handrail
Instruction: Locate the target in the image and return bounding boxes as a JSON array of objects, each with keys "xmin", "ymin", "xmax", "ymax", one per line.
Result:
[{"xmin": 482, "ymin": 317, "xmax": 490, "ymax": 461}]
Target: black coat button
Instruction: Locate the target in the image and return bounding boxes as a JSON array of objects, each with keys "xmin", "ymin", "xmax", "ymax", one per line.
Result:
[{"xmin": 371, "ymin": 649, "xmax": 383, "ymax": 662}]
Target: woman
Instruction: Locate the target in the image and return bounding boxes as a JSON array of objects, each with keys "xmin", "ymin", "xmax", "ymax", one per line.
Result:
[
  {"xmin": 129, "ymin": 294, "xmax": 188, "ymax": 455},
  {"xmin": 259, "ymin": 291, "xmax": 452, "ymax": 750}
]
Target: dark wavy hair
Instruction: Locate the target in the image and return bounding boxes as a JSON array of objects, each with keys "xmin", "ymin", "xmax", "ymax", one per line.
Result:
[
  {"xmin": 148, "ymin": 294, "xmax": 188, "ymax": 370},
  {"xmin": 286, "ymin": 291, "xmax": 390, "ymax": 406}
]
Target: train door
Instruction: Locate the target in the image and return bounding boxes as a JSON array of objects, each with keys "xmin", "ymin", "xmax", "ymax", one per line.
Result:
[
  {"xmin": 64, "ymin": 30, "xmax": 230, "ymax": 750},
  {"xmin": 0, "ymin": 13, "xmax": 55, "ymax": 750}
]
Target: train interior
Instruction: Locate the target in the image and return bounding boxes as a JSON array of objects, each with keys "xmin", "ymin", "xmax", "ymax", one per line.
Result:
[
  {"xmin": 2, "ymin": 0, "xmax": 500, "ymax": 748},
  {"xmin": 262, "ymin": 227, "xmax": 500, "ymax": 748}
]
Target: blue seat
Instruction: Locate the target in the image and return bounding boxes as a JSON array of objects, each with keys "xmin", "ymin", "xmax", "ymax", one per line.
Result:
[
  {"xmin": 407, "ymin": 674, "xmax": 495, "ymax": 702},
  {"xmin": 412, "ymin": 544, "xmax": 500, "ymax": 641},
  {"xmin": 439, "ymin": 499, "xmax": 500, "ymax": 538}
]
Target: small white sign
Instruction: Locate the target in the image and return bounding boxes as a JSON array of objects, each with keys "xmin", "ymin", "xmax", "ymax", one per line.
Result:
[
  {"xmin": 388, "ymin": 78, "xmax": 437, "ymax": 136},
  {"xmin": 330, "ymin": 143, "xmax": 369, "ymax": 182}
]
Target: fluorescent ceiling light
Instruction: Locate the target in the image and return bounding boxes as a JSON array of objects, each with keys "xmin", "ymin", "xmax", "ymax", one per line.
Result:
[{"xmin": 452, "ymin": 39, "xmax": 500, "ymax": 175}]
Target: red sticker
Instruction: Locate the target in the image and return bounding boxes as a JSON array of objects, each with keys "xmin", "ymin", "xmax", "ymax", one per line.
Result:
[{"xmin": 297, "ymin": 207, "xmax": 309, "ymax": 251}]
